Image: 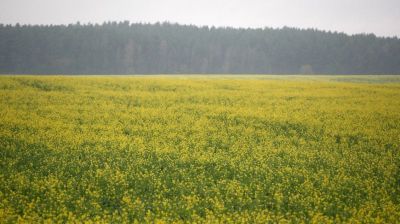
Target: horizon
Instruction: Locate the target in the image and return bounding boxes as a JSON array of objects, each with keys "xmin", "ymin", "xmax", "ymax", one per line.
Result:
[
  {"xmin": 1, "ymin": 0, "xmax": 399, "ymax": 38},
  {"xmin": 0, "ymin": 21, "xmax": 395, "ymax": 39}
]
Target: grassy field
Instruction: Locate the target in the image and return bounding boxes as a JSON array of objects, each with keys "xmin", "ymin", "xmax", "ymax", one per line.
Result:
[{"xmin": 1, "ymin": 75, "xmax": 400, "ymax": 223}]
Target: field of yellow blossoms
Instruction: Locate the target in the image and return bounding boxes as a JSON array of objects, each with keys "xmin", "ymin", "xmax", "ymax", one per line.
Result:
[{"xmin": 1, "ymin": 75, "xmax": 399, "ymax": 223}]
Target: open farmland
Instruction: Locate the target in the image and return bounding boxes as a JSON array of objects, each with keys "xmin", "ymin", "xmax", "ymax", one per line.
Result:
[{"xmin": 1, "ymin": 75, "xmax": 400, "ymax": 223}]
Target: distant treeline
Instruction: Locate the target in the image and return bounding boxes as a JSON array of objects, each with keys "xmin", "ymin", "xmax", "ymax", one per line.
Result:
[{"xmin": 0, "ymin": 22, "xmax": 400, "ymax": 74}]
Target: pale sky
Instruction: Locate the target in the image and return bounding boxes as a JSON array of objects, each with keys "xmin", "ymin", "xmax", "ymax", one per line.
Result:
[{"xmin": 0, "ymin": 0, "xmax": 399, "ymax": 37}]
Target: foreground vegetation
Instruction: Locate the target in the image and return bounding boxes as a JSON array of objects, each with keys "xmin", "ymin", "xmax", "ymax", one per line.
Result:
[{"xmin": 1, "ymin": 75, "xmax": 399, "ymax": 223}]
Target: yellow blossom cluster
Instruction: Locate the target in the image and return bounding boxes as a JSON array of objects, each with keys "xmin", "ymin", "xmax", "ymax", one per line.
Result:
[{"xmin": 0, "ymin": 75, "xmax": 399, "ymax": 223}]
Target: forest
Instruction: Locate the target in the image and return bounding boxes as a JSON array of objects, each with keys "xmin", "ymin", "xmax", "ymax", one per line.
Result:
[{"xmin": 0, "ymin": 22, "xmax": 399, "ymax": 74}]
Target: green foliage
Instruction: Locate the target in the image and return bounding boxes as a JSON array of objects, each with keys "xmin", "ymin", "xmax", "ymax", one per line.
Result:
[
  {"xmin": 1, "ymin": 23, "xmax": 400, "ymax": 74},
  {"xmin": 0, "ymin": 75, "xmax": 400, "ymax": 223}
]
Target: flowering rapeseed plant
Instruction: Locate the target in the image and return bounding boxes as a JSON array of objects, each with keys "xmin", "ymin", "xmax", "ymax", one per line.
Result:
[{"xmin": 0, "ymin": 75, "xmax": 399, "ymax": 223}]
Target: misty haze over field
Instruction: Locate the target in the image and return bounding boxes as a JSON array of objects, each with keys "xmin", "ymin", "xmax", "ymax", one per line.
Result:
[
  {"xmin": 1, "ymin": 2, "xmax": 400, "ymax": 223},
  {"xmin": 1, "ymin": 0, "xmax": 399, "ymax": 37},
  {"xmin": 0, "ymin": 0, "xmax": 399, "ymax": 74}
]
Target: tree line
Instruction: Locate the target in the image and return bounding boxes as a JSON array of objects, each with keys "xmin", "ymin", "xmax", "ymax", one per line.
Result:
[{"xmin": 0, "ymin": 22, "xmax": 399, "ymax": 74}]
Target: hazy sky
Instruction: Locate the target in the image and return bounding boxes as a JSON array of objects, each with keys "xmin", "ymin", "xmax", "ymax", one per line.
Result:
[{"xmin": 0, "ymin": 0, "xmax": 399, "ymax": 37}]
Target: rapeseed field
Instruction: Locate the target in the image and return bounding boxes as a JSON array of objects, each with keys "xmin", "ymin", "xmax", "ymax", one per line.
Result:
[{"xmin": 0, "ymin": 75, "xmax": 399, "ymax": 223}]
